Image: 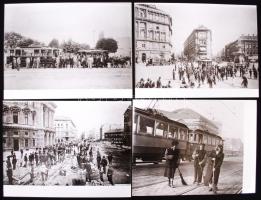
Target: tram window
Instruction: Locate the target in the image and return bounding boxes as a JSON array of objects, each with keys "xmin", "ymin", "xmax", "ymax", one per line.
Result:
[
  {"xmin": 203, "ymin": 135, "xmax": 208, "ymax": 144},
  {"xmin": 208, "ymin": 136, "xmax": 211, "ymax": 145},
  {"xmin": 169, "ymin": 125, "xmax": 178, "ymax": 139},
  {"xmin": 155, "ymin": 121, "xmax": 168, "ymax": 137},
  {"xmin": 34, "ymin": 49, "xmax": 40, "ymax": 55},
  {"xmin": 15, "ymin": 50, "xmax": 21, "ymax": 56},
  {"xmin": 139, "ymin": 116, "xmax": 154, "ymax": 135},
  {"xmin": 134, "ymin": 114, "xmax": 138, "ymax": 133}
]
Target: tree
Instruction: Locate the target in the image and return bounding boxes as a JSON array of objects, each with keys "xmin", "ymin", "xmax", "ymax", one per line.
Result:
[
  {"xmin": 48, "ymin": 38, "xmax": 59, "ymax": 48},
  {"xmin": 96, "ymin": 38, "xmax": 118, "ymax": 53},
  {"xmin": 61, "ymin": 39, "xmax": 80, "ymax": 53},
  {"xmin": 4, "ymin": 32, "xmax": 23, "ymax": 48}
]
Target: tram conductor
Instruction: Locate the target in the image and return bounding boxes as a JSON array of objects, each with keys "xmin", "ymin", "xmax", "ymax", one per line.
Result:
[
  {"xmin": 164, "ymin": 140, "xmax": 180, "ymax": 188},
  {"xmin": 192, "ymin": 143, "xmax": 207, "ymax": 185}
]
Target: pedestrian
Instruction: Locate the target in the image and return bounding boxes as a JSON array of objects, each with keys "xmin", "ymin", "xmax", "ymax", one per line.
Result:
[
  {"xmin": 24, "ymin": 153, "xmax": 28, "ymax": 167},
  {"xmin": 164, "ymin": 140, "xmax": 180, "ymax": 188},
  {"xmin": 12, "ymin": 57, "xmax": 17, "ymax": 70},
  {"xmin": 85, "ymin": 160, "xmax": 92, "ymax": 183},
  {"xmin": 101, "ymin": 156, "xmax": 108, "ymax": 174},
  {"xmin": 20, "ymin": 148, "xmax": 24, "ymax": 159},
  {"xmin": 107, "ymin": 153, "xmax": 113, "ymax": 165},
  {"xmin": 156, "ymin": 77, "xmax": 162, "ymax": 88},
  {"xmin": 6, "ymin": 156, "xmax": 13, "ymax": 185},
  {"xmin": 40, "ymin": 163, "xmax": 48, "ymax": 185},
  {"xmin": 241, "ymin": 75, "xmax": 248, "ymax": 88},
  {"xmin": 192, "ymin": 143, "xmax": 207, "ymax": 185},
  {"xmin": 35, "ymin": 152, "xmax": 39, "ymax": 166},
  {"xmin": 16, "ymin": 57, "xmax": 21, "ymax": 71},
  {"xmin": 12, "ymin": 153, "xmax": 17, "ymax": 170},
  {"xmin": 97, "ymin": 151, "xmax": 101, "ymax": 170},
  {"xmin": 209, "ymin": 145, "xmax": 224, "ymax": 194},
  {"xmin": 203, "ymin": 150, "xmax": 216, "ymax": 187},
  {"xmin": 107, "ymin": 165, "xmax": 114, "ymax": 185}
]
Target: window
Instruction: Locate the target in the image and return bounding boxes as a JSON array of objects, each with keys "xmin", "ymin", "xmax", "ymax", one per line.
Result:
[
  {"xmin": 25, "ymin": 139, "xmax": 28, "ymax": 147},
  {"xmin": 43, "ymin": 107, "xmax": 45, "ymax": 126},
  {"xmin": 168, "ymin": 125, "xmax": 178, "ymax": 139},
  {"xmin": 32, "ymin": 113, "xmax": 35, "ymax": 124},
  {"xmin": 13, "ymin": 111, "xmax": 18, "ymax": 124},
  {"xmin": 155, "ymin": 121, "xmax": 168, "ymax": 137},
  {"xmin": 142, "ymin": 43, "xmax": 146, "ymax": 48},
  {"xmin": 33, "ymin": 132, "xmax": 35, "ymax": 136},
  {"xmin": 25, "ymin": 113, "xmax": 28, "ymax": 124},
  {"xmin": 3, "ymin": 138, "xmax": 6, "ymax": 144},
  {"xmin": 139, "ymin": 116, "xmax": 155, "ymax": 135},
  {"xmin": 14, "ymin": 131, "xmax": 18, "ymax": 135},
  {"xmin": 33, "ymin": 139, "xmax": 35, "ymax": 147},
  {"xmin": 25, "ymin": 132, "xmax": 28, "ymax": 136}
]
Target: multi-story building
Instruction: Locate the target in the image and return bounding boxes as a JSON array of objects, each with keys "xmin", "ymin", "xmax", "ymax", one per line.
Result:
[
  {"xmin": 3, "ymin": 101, "xmax": 56, "ymax": 151},
  {"xmin": 54, "ymin": 116, "xmax": 77, "ymax": 143},
  {"xmin": 224, "ymin": 34, "xmax": 258, "ymax": 62},
  {"xmin": 135, "ymin": 4, "xmax": 172, "ymax": 64},
  {"xmin": 184, "ymin": 25, "xmax": 212, "ymax": 62}
]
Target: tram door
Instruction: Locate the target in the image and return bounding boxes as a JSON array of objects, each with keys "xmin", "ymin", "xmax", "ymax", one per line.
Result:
[{"xmin": 13, "ymin": 139, "xmax": 19, "ymax": 151}]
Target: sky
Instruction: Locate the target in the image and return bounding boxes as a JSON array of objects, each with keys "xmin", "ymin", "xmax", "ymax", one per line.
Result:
[
  {"xmin": 53, "ymin": 101, "xmax": 131, "ymax": 135},
  {"xmin": 5, "ymin": 3, "xmax": 131, "ymax": 48},
  {"xmin": 133, "ymin": 100, "xmax": 245, "ymax": 140},
  {"xmin": 146, "ymin": 3, "xmax": 257, "ymax": 55}
]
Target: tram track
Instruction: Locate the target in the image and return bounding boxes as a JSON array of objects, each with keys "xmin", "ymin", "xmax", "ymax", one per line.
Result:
[{"xmin": 133, "ymin": 167, "xmax": 242, "ymax": 194}]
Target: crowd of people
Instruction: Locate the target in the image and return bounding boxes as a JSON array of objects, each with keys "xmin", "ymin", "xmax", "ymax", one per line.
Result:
[
  {"xmin": 136, "ymin": 60, "xmax": 259, "ymax": 89},
  {"xmin": 6, "ymin": 53, "xmax": 131, "ymax": 70},
  {"xmin": 5, "ymin": 140, "xmax": 115, "ymax": 186},
  {"xmin": 164, "ymin": 141, "xmax": 224, "ymax": 194}
]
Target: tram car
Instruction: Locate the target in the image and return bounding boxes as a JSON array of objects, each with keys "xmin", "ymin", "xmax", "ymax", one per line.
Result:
[
  {"xmin": 132, "ymin": 107, "xmax": 223, "ymax": 163},
  {"xmin": 7, "ymin": 45, "xmax": 61, "ymax": 68}
]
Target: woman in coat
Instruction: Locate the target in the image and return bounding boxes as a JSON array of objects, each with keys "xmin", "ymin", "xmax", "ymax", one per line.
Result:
[{"xmin": 164, "ymin": 140, "xmax": 180, "ymax": 187}]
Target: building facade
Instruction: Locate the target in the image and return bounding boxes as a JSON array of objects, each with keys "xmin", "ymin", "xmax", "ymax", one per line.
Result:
[
  {"xmin": 3, "ymin": 101, "xmax": 56, "ymax": 151},
  {"xmin": 224, "ymin": 34, "xmax": 258, "ymax": 63},
  {"xmin": 54, "ymin": 116, "xmax": 77, "ymax": 143},
  {"xmin": 184, "ymin": 25, "xmax": 212, "ymax": 62},
  {"xmin": 135, "ymin": 4, "xmax": 172, "ymax": 64},
  {"xmin": 104, "ymin": 129, "xmax": 124, "ymax": 145}
]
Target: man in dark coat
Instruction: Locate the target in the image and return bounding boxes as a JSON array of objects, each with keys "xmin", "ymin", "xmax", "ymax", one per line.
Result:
[
  {"xmin": 101, "ymin": 156, "xmax": 108, "ymax": 174},
  {"xmin": 210, "ymin": 145, "xmax": 224, "ymax": 194},
  {"xmin": 24, "ymin": 153, "xmax": 28, "ymax": 167},
  {"xmin": 107, "ymin": 165, "xmax": 114, "ymax": 185},
  {"xmin": 6, "ymin": 156, "xmax": 13, "ymax": 185},
  {"xmin": 164, "ymin": 140, "xmax": 180, "ymax": 187},
  {"xmin": 85, "ymin": 160, "xmax": 92, "ymax": 183},
  {"xmin": 192, "ymin": 143, "xmax": 207, "ymax": 185},
  {"xmin": 12, "ymin": 153, "xmax": 17, "ymax": 170}
]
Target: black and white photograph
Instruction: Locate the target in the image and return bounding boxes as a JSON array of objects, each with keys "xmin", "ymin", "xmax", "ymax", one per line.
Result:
[
  {"xmin": 3, "ymin": 101, "xmax": 131, "ymax": 197},
  {"xmin": 135, "ymin": 3, "xmax": 259, "ymax": 97},
  {"xmin": 4, "ymin": 3, "xmax": 132, "ymax": 99},
  {"xmin": 132, "ymin": 99, "xmax": 256, "ymax": 196}
]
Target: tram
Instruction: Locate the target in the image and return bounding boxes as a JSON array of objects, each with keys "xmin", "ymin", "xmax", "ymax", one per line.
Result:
[
  {"xmin": 6, "ymin": 45, "xmax": 62, "ymax": 68},
  {"xmin": 132, "ymin": 107, "xmax": 223, "ymax": 163}
]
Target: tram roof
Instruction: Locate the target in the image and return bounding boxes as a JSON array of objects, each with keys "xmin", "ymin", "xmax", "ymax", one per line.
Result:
[{"xmin": 135, "ymin": 107, "xmax": 189, "ymax": 129}]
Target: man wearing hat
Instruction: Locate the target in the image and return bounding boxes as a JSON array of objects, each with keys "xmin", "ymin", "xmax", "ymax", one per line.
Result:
[
  {"xmin": 192, "ymin": 143, "xmax": 207, "ymax": 185},
  {"xmin": 164, "ymin": 140, "xmax": 180, "ymax": 188},
  {"xmin": 210, "ymin": 144, "xmax": 224, "ymax": 194}
]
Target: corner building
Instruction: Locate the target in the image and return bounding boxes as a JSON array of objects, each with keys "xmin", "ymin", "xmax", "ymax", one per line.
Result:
[
  {"xmin": 184, "ymin": 25, "xmax": 212, "ymax": 62},
  {"xmin": 3, "ymin": 101, "xmax": 56, "ymax": 151},
  {"xmin": 135, "ymin": 4, "xmax": 172, "ymax": 64}
]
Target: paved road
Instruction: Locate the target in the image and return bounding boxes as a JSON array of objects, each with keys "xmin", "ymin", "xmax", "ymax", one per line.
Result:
[
  {"xmin": 132, "ymin": 156, "xmax": 243, "ymax": 196},
  {"xmin": 136, "ymin": 64, "xmax": 259, "ymax": 89},
  {"xmin": 4, "ymin": 68, "xmax": 132, "ymax": 89}
]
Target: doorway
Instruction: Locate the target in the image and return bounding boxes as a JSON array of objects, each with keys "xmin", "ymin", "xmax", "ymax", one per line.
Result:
[
  {"xmin": 13, "ymin": 139, "xmax": 19, "ymax": 151},
  {"xmin": 142, "ymin": 53, "xmax": 146, "ymax": 63}
]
